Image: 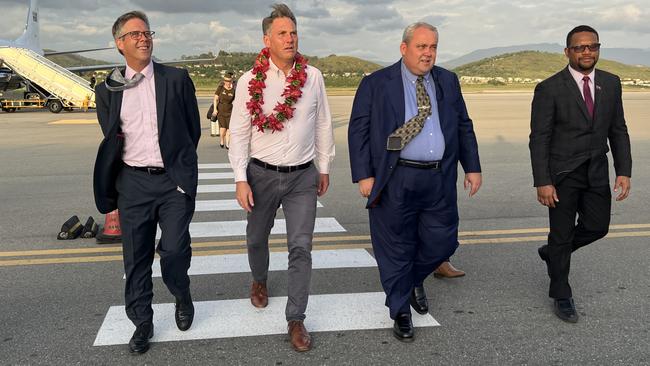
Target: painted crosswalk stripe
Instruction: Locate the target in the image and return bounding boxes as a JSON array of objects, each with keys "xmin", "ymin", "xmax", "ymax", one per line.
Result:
[
  {"xmin": 199, "ymin": 172, "xmax": 234, "ymax": 180},
  {"xmin": 145, "ymin": 249, "xmax": 375, "ymax": 278},
  {"xmin": 197, "ymin": 184, "xmax": 236, "ymax": 193},
  {"xmin": 195, "ymin": 199, "xmax": 241, "ymax": 212},
  {"xmin": 157, "ymin": 218, "xmax": 345, "ymax": 239},
  {"xmin": 198, "ymin": 163, "xmax": 231, "ymax": 170},
  {"xmin": 93, "ymin": 292, "xmax": 438, "ymax": 346},
  {"xmin": 195, "ymin": 199, "xmax": 323, "ymax": 212}
]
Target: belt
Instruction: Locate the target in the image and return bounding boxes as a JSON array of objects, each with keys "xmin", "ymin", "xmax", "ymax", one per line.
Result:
[
  {"xmin": 123, "ymin": 163, "xmax": 166, "ymax": 175},
  {"xmin": 397, "ymin": 159, "xmax": 441, "ymax": 170},
  {"xmin": 251, "ymin": 158, "xmax": 312, "ymax": 173}
]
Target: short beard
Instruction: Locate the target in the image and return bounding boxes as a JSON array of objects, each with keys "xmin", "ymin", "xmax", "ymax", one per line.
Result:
[{"xmin": 577, "ymin": 59, "xmax": 597, "ymax": 72}]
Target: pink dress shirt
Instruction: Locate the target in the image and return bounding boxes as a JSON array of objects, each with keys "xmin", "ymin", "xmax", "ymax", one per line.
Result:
[
  {"xmin": 568, "ymin": 65, "xmax": 595, "ymax": 102},
  {"xmin": 120, "ymin": 61, "xmax": 164, "ymax": 168}
]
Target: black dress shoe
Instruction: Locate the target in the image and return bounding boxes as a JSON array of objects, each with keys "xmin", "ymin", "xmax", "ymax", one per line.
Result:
[
  {"xmin": 175, "ymin": 295, "xmax": 195, "ymax": 331},
  {"xmin": 393, "ymin": 313, "xmax": 414, "ymax": 342},
  {"xmin": 553, "ymin": 298, "xmax": 579, "ymax": 323},
  {"xmin": 409, "ymin": 286, "xmax": 428, "ymax": 315},
  {"xmin": 538, "ymin": 245, "xmax": 549, "ymax": 263},
  {"xmin": 129, "ymin": 322, "xmax": 153, "ymax": 354}
]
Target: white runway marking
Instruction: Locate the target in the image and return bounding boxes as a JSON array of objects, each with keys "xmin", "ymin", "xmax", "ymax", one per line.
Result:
[
  {"xmin": 93, "ymin": 292, "xmax": 439, "ymax": 346},
  {"xmin": 195, "ymin": 199, "xmax": 242, "ymax": 212},
  {"xmin": 145, "ymin": 249, "xmax": 376, "ymax": 278},
  {"xmin": 156, "ymin": 218, "xmax": 346, "ymax": 239},
  {"xmin": 197, "ymin": 184, "xmax": 236, "ymax": 193},
  {"xmin": 198, "ymin": 172, "xmax": 235, "ymax": 180},
  {"xmin": 195, "ymin": 199, "xmax": 323, "ymax": 212},
  {"xmin": 198, "ymin": 163, "xmax": 231, "ymax": 170}
]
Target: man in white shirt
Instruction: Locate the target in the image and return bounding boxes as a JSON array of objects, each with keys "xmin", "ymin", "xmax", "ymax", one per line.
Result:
[{"xmin": 228, "ymin": 3, "xmax": 335, "ymax": 352}]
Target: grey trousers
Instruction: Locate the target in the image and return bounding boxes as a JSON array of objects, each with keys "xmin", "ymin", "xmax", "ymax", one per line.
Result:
[{"xmin": 246, "ymin": 162, "xmax": 319, "ymax": 321}]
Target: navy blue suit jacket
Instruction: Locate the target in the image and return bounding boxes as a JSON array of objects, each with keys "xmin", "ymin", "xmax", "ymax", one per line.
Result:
[
  {"xmin": 93, "ymin": 62, "xmax": 201, "ymax": 213},
  {"xmin": 348, "ymin": 61, "xmax": 481, "ymax": 208}
]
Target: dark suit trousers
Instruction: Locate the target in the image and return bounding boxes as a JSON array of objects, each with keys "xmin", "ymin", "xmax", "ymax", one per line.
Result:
[
  {"xmin": 546, "ymin": 162, "xmax": 610, "ymax": 299},
  {"xmin": 369, "ymin": 165, "xmax": 459, "ymax": 319},
  {"xmin": 116, "ymin": 167, "xmax": 195, "ymax": 326}
]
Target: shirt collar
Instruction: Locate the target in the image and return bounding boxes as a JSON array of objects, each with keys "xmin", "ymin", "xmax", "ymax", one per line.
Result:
[
  {"xmin": 125, "ymin": 60, "xmax": 154, "ymax": 80},
  {"xmin": 567, "ymin": 64, "xmax": 595, "ymax": 85},
  {"xmin": 401, "ymin": 60, "xmax": 431, "ymax": 84},
  {"xmin": 268, "ymin": 57, "xmax": 296, "ymax": 78}
]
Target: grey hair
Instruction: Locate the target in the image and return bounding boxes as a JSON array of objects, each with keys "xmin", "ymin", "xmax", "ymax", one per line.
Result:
[
  {"xmin": 402, "ymin": 22, "xmax": 438, "ymax": 44},
  {"xmin": 262, "ymin": 3, "xmax": 296, "ymax": 35},
  {"xmin": 112, "ymin": 11, "xmax": 150, "ymax": 40}
]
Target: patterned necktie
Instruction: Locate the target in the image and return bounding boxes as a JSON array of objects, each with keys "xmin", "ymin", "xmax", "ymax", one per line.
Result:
[
  {"xmin": 387, "ymin": 76, "xmax": 432, "ymax": 151},
  {"xmin": 104, "ymin": 68, "xmax": 145, "ymax": 92},
  {"xmin": 582, "ymin": 75, "xmax": 594, "ymax": 118}
]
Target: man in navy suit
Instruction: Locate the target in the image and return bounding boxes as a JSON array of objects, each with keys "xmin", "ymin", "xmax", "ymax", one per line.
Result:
[{"xmin": 348, "ymin": 22, "xmax": 481, "ymax": 341}]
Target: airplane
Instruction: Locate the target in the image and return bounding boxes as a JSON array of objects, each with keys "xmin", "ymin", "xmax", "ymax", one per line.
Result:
[
  {"xmin": 0, "ymin": 0, "xmax": 214, "ymax": 94},
  {"xmin": 0, "ymin": 0, "xmax": 112, "ymax": 92}
]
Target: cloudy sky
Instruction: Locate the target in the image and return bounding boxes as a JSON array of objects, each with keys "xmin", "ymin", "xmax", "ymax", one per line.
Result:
[{"xmin": 1, "ymin": 0, "xmax": 648, "ymax": 64}]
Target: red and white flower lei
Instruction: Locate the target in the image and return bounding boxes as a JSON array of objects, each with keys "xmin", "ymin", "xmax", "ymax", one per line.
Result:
[{"xmin": 246, "ymin": 47, "xmax": 308, "ymax": 132}]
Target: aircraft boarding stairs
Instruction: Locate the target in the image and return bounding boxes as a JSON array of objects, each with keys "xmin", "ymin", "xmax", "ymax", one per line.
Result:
[{"xmin": 0, "ymin": 47, "xmax": 95, "ymax": 110}]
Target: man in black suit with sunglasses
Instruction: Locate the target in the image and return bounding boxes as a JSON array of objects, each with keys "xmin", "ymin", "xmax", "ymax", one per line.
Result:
[{"xmin": 529, "ymin": 25, "xmax": 631, "ymax": 323}]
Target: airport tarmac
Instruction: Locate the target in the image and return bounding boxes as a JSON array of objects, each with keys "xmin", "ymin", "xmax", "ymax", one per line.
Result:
[{"xmin": 0, "ymin": 92, "xmax": 648, "ymax": 365}]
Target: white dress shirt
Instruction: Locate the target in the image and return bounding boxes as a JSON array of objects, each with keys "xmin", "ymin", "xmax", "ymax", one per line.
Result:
[
  {"xmin": 120, "ymin": 61, "xmax": 164, "ymax": 168},
  {"xmin": 228, "ymin": 58, "xmax": 335, "ymax": 182}
]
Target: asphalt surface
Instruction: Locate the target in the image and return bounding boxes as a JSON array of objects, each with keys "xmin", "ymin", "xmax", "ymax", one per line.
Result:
[{"xmin": 0, "ymin": 94, "xmax": 648, "ymax": 365}]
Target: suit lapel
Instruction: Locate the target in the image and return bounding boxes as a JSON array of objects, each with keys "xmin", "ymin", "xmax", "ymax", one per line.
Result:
[
  {"xmin": 561, "ymin": 68, "xmax": 591, "ymax": 122},
  {"xmin": 154, "ymin": 62, "xmax": 167, "ymax": 133},
  {"xmin": 386, "ymin": 61, "xmax": 405, "ymax": 127},
  {"xmin": 430, "ymin": 67, "xmax": 449, "ymax": 143},
  {"xmin": 110, "ymin": 90, "xmax": 123, "ymax": 134},
  {"xmin": 593, "ymin": 69, "xmax": 604, "ymax": 122},
  {"xmin": 105, "ymin": 68, "xmax": 124, "ymax": 135}
]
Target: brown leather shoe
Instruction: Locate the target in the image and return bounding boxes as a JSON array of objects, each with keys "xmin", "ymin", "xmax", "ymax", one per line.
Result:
[
  {"xmin": 433, "ymin": 261, "xmax": 465, "ymax": 278},
  {"xmin": 288, "ymin": 320, "xmax": 312, "ymax": 352},
  {"xmin": 250, "ymin": 281, "xmax": 268, "ymax": 308}
]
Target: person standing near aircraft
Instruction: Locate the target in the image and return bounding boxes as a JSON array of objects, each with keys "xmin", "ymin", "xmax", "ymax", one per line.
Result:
[
  {"xmin": 212, "ymin": 71, "xmax": 236, "ymax": 148},
  {"xmin": 92, "ymin": 10, "xmax": 201, "ymax": 354},
  {"xmin": 529, "ymin": 25, "xmax": 631, "ymax": 323},
  {"xmin": 228, "ymin": 3, "xmax": 335, "ymax": 352},
  {"xmin": 348, "ymin": 22, "xmax": 481, "ymax": 342}
]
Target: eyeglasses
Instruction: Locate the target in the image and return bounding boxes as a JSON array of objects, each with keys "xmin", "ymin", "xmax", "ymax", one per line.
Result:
[
  {"xmin": 118, "ymin": 31, "xmax": 155, "ymax": 40},
  {"xmin": 568, "ymin": 43, "xmax": 600, "ymax": 53}
]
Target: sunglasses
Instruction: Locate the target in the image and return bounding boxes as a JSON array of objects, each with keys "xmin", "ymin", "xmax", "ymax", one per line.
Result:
[{"xmin": 568, "ymin": 43, "xmax": 600, "ymax": 53}]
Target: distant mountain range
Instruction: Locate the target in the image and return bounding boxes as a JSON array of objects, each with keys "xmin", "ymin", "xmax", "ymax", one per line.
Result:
[
  {"xmin": 453, "ymin": 51, "xmax": 650, "ymax": 81},
  {"xmin": 46, "ymin": 48, "xmax": 650, "ymax": 87},
  {"xmin": 440, "ymin": 43, "xmax": 650, "ymax": 69}
]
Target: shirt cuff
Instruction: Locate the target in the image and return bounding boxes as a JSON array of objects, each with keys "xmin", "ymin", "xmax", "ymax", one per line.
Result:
[
  {"xmin": 316, "ymin": 158, "xmax": 331, "ymax": 174},
  {"xmin": 233, "ymin": 168, "xmax": 248, "ymax": 182}
]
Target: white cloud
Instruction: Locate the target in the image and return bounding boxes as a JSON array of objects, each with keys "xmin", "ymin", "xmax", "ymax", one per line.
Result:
[{"xmin": 0, "ymin": 0, "xmax": 648, "ymax": 64}]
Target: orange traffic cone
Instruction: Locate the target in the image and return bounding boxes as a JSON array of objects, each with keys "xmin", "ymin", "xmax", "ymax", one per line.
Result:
[{"xmin": 96, "ymin": 209, "xmax": 122, "ymax": 244}]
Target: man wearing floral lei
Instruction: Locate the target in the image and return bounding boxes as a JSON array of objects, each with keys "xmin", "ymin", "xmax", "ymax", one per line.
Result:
[{"xmin": 228, "ymin": 3, "xmax": 335, "ymax": 353}]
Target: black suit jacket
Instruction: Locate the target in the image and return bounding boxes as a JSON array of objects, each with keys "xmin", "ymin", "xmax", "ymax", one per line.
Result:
[
  {"xmin": 93, "ymin": 62, "xmax": 201, "ymax": 213},
  {"xmin": 529, "ymin": 67, "xmax": 631, "ymax": 187}
]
